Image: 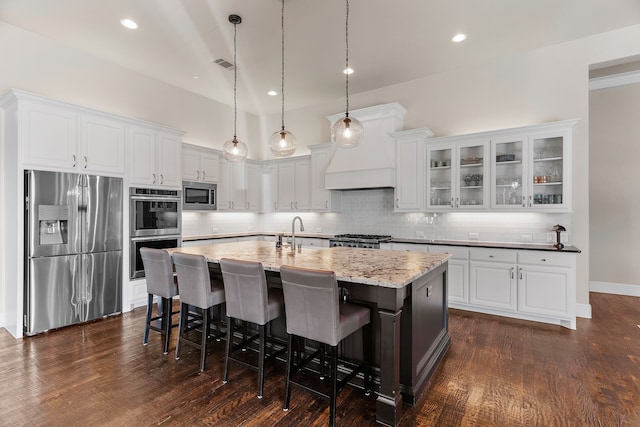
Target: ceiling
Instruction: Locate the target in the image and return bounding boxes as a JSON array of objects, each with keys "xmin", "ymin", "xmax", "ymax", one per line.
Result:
[{"xmin": 1, "ymin": 0, "xmax": 639, "ymax": 116}]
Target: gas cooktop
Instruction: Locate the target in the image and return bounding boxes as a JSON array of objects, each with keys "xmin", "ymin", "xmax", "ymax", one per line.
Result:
[{"xmin": 329, "ymin": 234, "xmax": 392, "ymax": 248}]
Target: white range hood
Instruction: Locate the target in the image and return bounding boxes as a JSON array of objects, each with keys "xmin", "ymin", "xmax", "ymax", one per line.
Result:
[{"xmin": 325, "ymin": 102, "xmax": 406, "ymax": 190}]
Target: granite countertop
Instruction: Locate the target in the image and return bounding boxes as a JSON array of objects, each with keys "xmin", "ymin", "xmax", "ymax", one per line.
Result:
[
  {"xmin": 170, "ymin": 241, "xmax": 450, "ymax": 289},
  {"xmin": 391, "ymin": 238, "xmax": 582, "ymax": 253},
  {"xmin": 182, "ymin": 232, "xmax": 580, "ymax": 253}
]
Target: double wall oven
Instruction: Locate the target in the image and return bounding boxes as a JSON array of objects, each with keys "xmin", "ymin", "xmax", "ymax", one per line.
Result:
[{"xmin": 129, "ymin": 188, "xmax": 182, "ymax": 279}]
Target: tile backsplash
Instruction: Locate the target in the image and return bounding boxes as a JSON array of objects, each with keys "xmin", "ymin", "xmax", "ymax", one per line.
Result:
[{"xmin": 183, "ymin": 188, "xmax": 570, "ymax": 244}]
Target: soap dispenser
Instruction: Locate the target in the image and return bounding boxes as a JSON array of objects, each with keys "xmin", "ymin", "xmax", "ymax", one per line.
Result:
[{"xmin": 551, "ymin": 224, "xmax": 566, "ymax": 250}]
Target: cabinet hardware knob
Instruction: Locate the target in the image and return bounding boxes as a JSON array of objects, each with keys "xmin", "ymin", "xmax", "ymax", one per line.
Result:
[
  {"xmin": 451, "ymin": 197, "xmax": 454, "ymax": 208},
  {"xmin": 511, "ymin": 268, "xmax": 514, "ymax": 279},
  {"xmin": 72, "ymin": 154, "xmax": 77, "ymax": 168},
  {"xmin": 152, "ymin": 173, "xmax": 156, "ymax": 184},
  {"xmin": 519, "ymin": 267, "xmax": 523, "ymax": 280},
  {"xmin": 325, "ymin": 200, "xmax": 328, "ymax": 209},
  {"xmin": 196, "ymin": 170, "xmax": 200, "ymax": 179},
  {"xmin": 290, "ymin": 202, "xmax": 294, "ymax": 209},
  {"xmin": 202, "ymin": 171, "xmax": 206, "ymax": 180},
  {"xmin": 489, "ymin": 255, "xmax": 494, "ymax": 258},
  {"xmin": 541, "ymin": 259, "xmax": 546, "ymax": 262},
  {"xmin": 395, "ymin": 198, "xmax": 399, "ymax": 208},
  {"xmin": 83, "ymin": 156, "xmax": 88, "ymax": 168},
  {"xmin": 160, "ymin": 174, "xmax": 164, "ymax": 184}
]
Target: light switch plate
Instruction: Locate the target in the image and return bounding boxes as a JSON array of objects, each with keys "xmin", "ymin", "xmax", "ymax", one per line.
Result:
[
  {"xmin": 546, "ymin": 233, "xmax": 555, "ymax": 242},
  {"xmin": 469, "ymin": 232, "xmax": 479, "ymax": 240},
  {"xmin": 520, "ymin": 234, "xmax": 532, "ymax": 242},
  {"xmin": 212, "ymin": 227, "xmax": 219, "ymax": 233},
  {"xmin": 315, "ymin": 227, "xmax": 322, "ymax": 233},
  {"xmin": 416, "ymin": 230, "xmax": 425, "ymax": 238}
]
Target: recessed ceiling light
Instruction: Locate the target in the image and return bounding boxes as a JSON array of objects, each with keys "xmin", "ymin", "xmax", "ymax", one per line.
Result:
[
  {"xmin": 451, "ymin": 33, "xmax": 467, "ymax": 43},
  {"xmin": 343, "ymin": 68, "xmax": 354, "ymax": 75},
  {"xmin": 192, "ymin": 75, "xmax": 200, "ymax": 79},
  {"xmin": 120, "ymin": 18, "xmax": 138, "ymax": 30},
  {"xmin": 267, "ymin": 90, "xmax": 278, "ymax": 96}
]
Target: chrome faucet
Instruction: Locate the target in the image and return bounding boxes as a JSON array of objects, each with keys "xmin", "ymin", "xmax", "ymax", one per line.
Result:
[{"xmin": 291, "ymin": 216, "xmax": 305, "ymax": 251}]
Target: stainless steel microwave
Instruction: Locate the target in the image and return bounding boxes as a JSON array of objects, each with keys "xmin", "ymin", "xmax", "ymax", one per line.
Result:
[{"xmin": 182, "ymin": 181, "xmax": 217, "ymax": 211}]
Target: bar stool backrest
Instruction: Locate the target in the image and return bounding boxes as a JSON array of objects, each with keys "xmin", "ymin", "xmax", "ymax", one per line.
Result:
[
  {"xmin": 280, "ymin": 265, "xmax": 340, "ymax": 346},
  {"xmin": 220, "ymin": 258, "xmax": 269, "ymax": 325},
  {"xmin": 172, "ymin": 252, "xmax": 211, "ymax": 310},
  {"xmin": 140, "ymin": 248, "xmax": 178, "ymax": 298}
]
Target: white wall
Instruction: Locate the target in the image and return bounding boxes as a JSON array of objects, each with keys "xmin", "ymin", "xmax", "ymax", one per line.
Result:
[{"xmin": 589, "ymin": 82, "xmax": 640, "ymax": 288}]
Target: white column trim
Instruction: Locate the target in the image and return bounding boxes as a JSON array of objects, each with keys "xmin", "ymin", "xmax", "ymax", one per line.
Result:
[{"xmin": 589, "ymin": 70, "xmax": 640, "ymax": 91}]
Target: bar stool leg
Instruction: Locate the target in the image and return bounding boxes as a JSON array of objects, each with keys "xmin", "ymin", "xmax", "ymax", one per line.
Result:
[
  {"xmin": 363, "ymin": 322, "xmax": 373, "ymax": 395},
  {"xmin": 223, "ymin": 316, "xmax": 233, "ymax": 383},
  {"xmin": 199, "ymin": 307, "xmax": 210, "ymax": 372},
  {"xmin": 175, "ymin": 302, "xmax": 187, "ymax": 360},
  {"xmin": 257, "ymin": 324, "xmax": 266, "ymax": 398},
  {"xmin": 162, "ymin": 297, "xmax": 172, "ymax": 355},
  {"xmin": 143, "ymin": 294, "xmax": 153, "ymax": 345},
  {"xmin": 329, "ymin": 345, "xmax": 338, "ymax": 427},
  {"xmin": 283, "ymin": 334, "xmax": 294, "ymax": 411}
]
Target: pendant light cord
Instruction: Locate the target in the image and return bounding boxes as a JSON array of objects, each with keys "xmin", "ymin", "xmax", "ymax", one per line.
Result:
[
  {"xmin": 281, "ymin": 0, "xmax": 286, "ymax": 131},
  {"xmin": 345, "ymin": 0, "xmax": 350, "ymax": 118},
  {"xmin": 233, "ymin": 20, "xmax": 238, "ymax": 142}
]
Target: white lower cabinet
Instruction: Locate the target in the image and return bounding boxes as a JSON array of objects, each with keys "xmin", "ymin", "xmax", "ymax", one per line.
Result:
[
  {"xmin": 387, "ymin": 242, "xmax": 576, "ymax": 329},
  {"xmin": 469, "ymin": 249, "xmax": 517, "ymax": 312}
]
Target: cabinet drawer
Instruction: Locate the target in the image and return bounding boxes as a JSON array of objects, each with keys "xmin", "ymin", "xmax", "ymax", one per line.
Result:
[
  {"xmin": 470, "ymin": 248, "xmax": 517, "ymax": 263},
  {"xmin": 429, "ymin": 245, "xmax": 469, "ymax": 260},
  {"xmin": 392, "ymin": 243, "xmax": 428, "ymax": 252},
  {"xmin": 518, "ymin": 251, "xmax": 574, "ymax": 267}
]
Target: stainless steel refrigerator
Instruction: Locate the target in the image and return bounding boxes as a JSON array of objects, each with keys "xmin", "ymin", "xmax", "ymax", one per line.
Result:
[{"xmin": 24, "ymin": 170, "xmax": 123, "ymax": 335}]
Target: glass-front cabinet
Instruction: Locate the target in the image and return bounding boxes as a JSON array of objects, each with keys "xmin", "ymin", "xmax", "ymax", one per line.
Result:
[
  {"xmin": 426, "ymin": 141, "xmax": 489, "ymax": 210},
  {"xmin": 490, "ymin": 123, "xmax": 572, "ymax": 211}
]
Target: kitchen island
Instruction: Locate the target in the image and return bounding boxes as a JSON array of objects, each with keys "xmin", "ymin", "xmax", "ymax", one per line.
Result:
[{"xmin": 170, "ymin": 241, "xmax": 451, "ymax": 426}]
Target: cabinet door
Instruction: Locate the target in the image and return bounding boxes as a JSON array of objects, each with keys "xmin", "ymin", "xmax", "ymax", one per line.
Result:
[
  {"xmin": 217, "ymin": 160, "xmax": 232, "ymax": 211},
  {"xmin": 21, "ymin": 102, "xmax": 77, "ymax": 170},
  {"xmin": 231, "ymin": 162, "xmax": 247, "ymax": 210},
  {"xmin": 79, "ymin": 114, "xmax": 125, "ymax": 175},
  {"xmin": 469, "ymin": 261, "xmax": 517, "ymax": 311},
  {"xmin": 157, "ymin": 132, "xmax": 182, "ymax": 188},
  {"xmin": 456, "ymin": 141, "xmax": 488, "ymax": 209},
  {"xmin": 277, "ymin": 161, "xmax": 295, "ymax": 211},
  {"xmin": 294, "ymin": 159, "xmax": 311, "ymax": 210},
  {"xmin": 426, "ymin": 145, "xmax": 454, "ymax": 210},
  {"xmin": 182, "ymin": 147, "xmax": 201, "ymax": 181},
  {"xmin": 128, "ymin": 126, "xmax": 157, "ymax": 186},
  {"xmin": 518, "ymin": 265, "xmax": 572, "ymax": 318},
  {"xmin": 395, "ymin": 139, "xmax": 422, "ymax": 211},
  {"xmin": 447, "ymin": 259, "xmax": 469, "ymax": 304},
  {"xmin": 311, "ymin": 148, "xmax": 331, "ymax": 210},
  {"xmin": 246, "ymin": 163, "xmax": 262, "ymax": 212},
  {"xmin": 200, "ymin": 151, "xmax": 219, "ymax": 183},
  {"xmin": 491, "ymin": 135, "xmax": 526, "ymax": 209},
  {"xmin": 529, "ymin": 132, "xmax": 567, "ymax": 210}
]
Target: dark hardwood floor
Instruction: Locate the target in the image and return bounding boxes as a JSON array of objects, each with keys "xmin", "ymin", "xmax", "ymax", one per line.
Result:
[{"xmin": 1, "ymin": 292, "xmax": 639, "ymax": 426}]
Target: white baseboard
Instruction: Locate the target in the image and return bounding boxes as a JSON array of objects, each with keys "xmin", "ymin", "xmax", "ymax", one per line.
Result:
[
  {"xmin": 576, "ymin": 303, "xmax": 592, "ymax": 319},
  {"xmin": 0, "ymin": 310, "xmax": 4, "ymax": 329},
  {"xmin": 590, "ymin": 281, "xmax": 640, "ymax": 297}
]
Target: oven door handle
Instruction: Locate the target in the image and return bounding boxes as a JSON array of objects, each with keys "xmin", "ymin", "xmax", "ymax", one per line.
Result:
[{"xmin": 130, "ymin": 195, "xmax": 181, "ymax": 203}]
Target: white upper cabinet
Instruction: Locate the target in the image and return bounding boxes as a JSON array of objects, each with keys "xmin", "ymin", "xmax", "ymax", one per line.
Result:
[
  {"xmin": 420, "ymin": 119, "xmax": 577, "ymax": 212},
  {"xmin": 426, "ymin": 139, "xmax": 490, "ymax": 210},
  {"xmin": 490, "ymin": 120, "xmax": 577, "ymax": 212},
  {"xmin": 273, "ymin": 157, "xmax": 310, "ymax": 212},
  {"xmin": 392, "ymin": 129, "xmax": 433, "ymax": 212},
  {"xmin": 246, "ymin": 161, "xmax": 263, "ymax": 212},
  {"xmin": 182, "ymin": 144, "xmax": 219, "ymax": 183},
  {"xmin": 15, "ymin": 95, "xmax": 125, "ymax": 175},
  {"xmin": 129, "ymin": 125, "xmax": 182, "ymax": 189}
]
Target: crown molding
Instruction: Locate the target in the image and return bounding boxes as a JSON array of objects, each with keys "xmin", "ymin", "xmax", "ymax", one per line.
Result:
[{"xmin": 589, "ymin": 70, "xmax": 640, "ymax": 91}]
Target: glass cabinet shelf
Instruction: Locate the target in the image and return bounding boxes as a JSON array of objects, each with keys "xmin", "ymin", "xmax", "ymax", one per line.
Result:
[{"xmin": 533, "ymin": 156, "xmax": 563, "ymax": 162}]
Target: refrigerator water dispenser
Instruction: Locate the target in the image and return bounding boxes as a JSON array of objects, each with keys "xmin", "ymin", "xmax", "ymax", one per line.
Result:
[{"xmin": 38, "ymin": 205, "xmax": 68, "ymax": 245}]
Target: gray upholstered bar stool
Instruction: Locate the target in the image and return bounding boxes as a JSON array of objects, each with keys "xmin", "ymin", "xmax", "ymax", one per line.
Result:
[
  {"xmin": 280, "ymin": 265, "xmax": 372, "ymax": 427},
  {"xmin": 140, "ymin": 247, "xmax": 179, "ymax": 355},
  {"xmin": 219, "ymin": 258, "xmax": 286, "ymax": 398},
  {"xmin": 172, "ymin": 252, "xmax": 226, "ymax": 372}
]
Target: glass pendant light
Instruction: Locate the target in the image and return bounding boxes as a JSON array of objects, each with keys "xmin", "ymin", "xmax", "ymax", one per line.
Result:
[
  {"xmin": 269, "ymin": 0, "xmax": 296, "ymax": 157},
  {"xmin": 332, "ymin": 0, "xmax": 363, "ymax": 148},
  {"xmin": 223, "ymin": 14, "xmax": 248, "ymax": 162}
]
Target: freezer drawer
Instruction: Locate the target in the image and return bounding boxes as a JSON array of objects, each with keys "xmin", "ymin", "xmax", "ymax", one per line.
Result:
[
  {"xmin": 84, "ymin": 251, "xmax": 122, "ymax": 322},
  {"xmin": 26, "ymin": 255, "xmax": 82, "ymax": 335}
]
